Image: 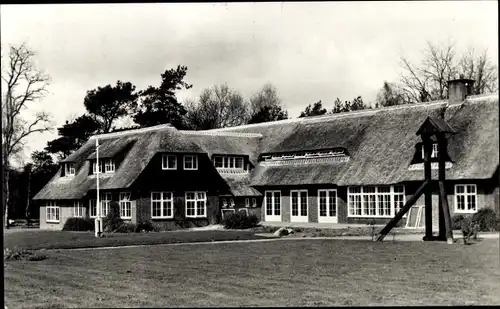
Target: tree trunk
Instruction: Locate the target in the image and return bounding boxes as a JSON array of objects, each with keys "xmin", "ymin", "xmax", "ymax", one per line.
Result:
[
  {"xmin": 25, "ymin": 168, "xmax": 31, "ymax": 226},
  {"xmin": 4, "ymin": 159, "xmax": 10, "ymax": 229}
]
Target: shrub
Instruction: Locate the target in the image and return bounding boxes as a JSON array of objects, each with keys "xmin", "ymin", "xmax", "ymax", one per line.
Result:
[
  {"xmin": 113, "ymin": 222, "xmax": 137, "ymax": 233},
  {"xmin": 62, "ymin": 217, "xmax": 95, "ymax": 231},
  {"xmin": 103, "ymin": 201, "xmax": 123, "ymax": 232},
  {"xmin": 471, "ymin": 208, "xmax": 499, "ymax": 232},
  {"xmin": 4, "ymin": 248, "xmax": 48, "ymax": 261},
  {"xmin": 222, "ymin": 212, "xmax": 260, "ymax": 229},
  {"xmin": 135, "ymin": 221, "xmax": 154, "ymax": 233},
  {"xmin": 452, "ymin": 214, "xmax": 465, "ymax": 230}
]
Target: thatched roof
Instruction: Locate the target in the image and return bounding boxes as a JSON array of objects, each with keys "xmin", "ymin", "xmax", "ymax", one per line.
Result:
[
  {"xmin": 34, "ymin": 124, "xmax": 205, "ymax": 200},
  {"xmin": 34, "ymin": 94, "xmax": 499, "ymax": 200},
  {"xmin": 220, "ymin": 174, "xmax": 262, "ymax": 196},
  {"xmin": 213, "ymin": 94, "xmax": 498, "ymax": 187},
  {"xmin": 179, "ymin": 131, "xmax": 262, "ymax": 165}
]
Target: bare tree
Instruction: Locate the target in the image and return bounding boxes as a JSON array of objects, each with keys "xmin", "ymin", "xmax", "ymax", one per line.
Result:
[
  {"xmin": 184, "ymin": 84, "xmax": 249, "ymax": 130},
  {"xmin": 249, "ymin": 83, "xmax": 282, "ymax": 115},
  {"xmin": 2, "ymin": 43, "xmax": 52, "ymax": 228},
  {"xmin": 375, "ymin": 81, "xmax": 411, "ymax": 107},
  {"xmin": 459, "ymin": 48, "xmax": 498, "ymax": 94},
  {"xmin": 399, "ymin": 41, "xmax": 498, "ymax": 103}
]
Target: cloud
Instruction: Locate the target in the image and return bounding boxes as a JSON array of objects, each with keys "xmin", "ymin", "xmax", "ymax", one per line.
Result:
[{"xmin": 1, "ymin": 2, "xmax": 497, "ymax": 165}]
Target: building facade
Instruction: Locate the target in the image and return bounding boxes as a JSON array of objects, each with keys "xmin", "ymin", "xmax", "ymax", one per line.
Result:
[{"xmin": 34, "ymin": 79, "xmax": 499, "ymax": 230}]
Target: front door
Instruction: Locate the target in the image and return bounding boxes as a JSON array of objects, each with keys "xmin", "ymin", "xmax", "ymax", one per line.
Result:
[
  {"xmin": 290, "ymin": 190, "xmax": 308, "ymax": 222},
  {"xmin": 264, "ymin": 191, "xmax": 281, "ymax": 222},
  {"xmin": 318, "ymin": 189, "xmax": 338, "ymax": 223}
]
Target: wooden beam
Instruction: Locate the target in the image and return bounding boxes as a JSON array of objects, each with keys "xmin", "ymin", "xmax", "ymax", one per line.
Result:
[
  {"xmin": 422, "ymin": 135, "xmax": 433, "ymax": 240},
  {"xmin": 439, "ymin": 184, "xmax": 454, "ymax": 244},
  {"xmin": 377, "ymin": 180, "xmax": 430, "ymax": 242}
]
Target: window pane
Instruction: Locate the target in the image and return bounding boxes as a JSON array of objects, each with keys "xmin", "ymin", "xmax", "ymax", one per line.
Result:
[
  {"xmin": 274, "ymin": 192, "xmax": 281, "ymax": 215},
  {"xmin": 186, "ymin": 192, "xmax": 195, "ymax": 200},
  {"xmin": 214, "ymin": 156, "xmax": 223, "ymax": 168},
  {"xmin": 235, "ymin": 157, "xmax": 243, "ymax": 169}
]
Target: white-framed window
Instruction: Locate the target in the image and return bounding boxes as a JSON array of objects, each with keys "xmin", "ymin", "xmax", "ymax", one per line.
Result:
[
  {"xmin": 65, "ymin": 163, "xmax": 75, "ymax": 177},
  {"xmin": 393, "ymin": 185, "xmax": 405, "ymax": 215},
  {"xmin": 101, "ymin": 192, "xmax": 112, "ymax": 217},
  {"xmin": 421, "ymin": 143, "xmax": 438, "ymax": 159},
  {"xmin": 238, "ymin": 208, "xmax": 249, "ymax": 215},
  {"xmin": 290, "ymin": 190, "xmax": 308, "ymax": 218},
  {"xmin": 46, "ymin": 201, "xmax": 60, "ymax": 223},
  {"xmin": 73, "ymin": 200, "xmax": 84, "ymax": 217},
  {"xmin": 252, "ymin": 198, "xmax": 257, "ymax": 208},
  {"xmin": 184, "ymin": 155, "xmax": 198, "ymax": 170},
  {"xmin": 245, "ymin": 198, "xmax": 250, "ymax": 208},
  {"xmin": 230, "ymin": 198, "xmax": 235, "ymax": 208},
  {"xmin": 185, "ymin": 191, "xmax": 206, "ymax": 218},
  {"xmin": 455, "ymin": 184, "xmax": 477, "ymax": 213},
  {"xmin": 119, "ymin": 192, "xmax": 132, "ymax": 219},
  {"xmin": 162, "ymin": 155, "xmax": 177, "ymax": 170},
  {"xmin": 222, "ymin": 198, "xmax": 228, "ymax": 208},
  {"xmin": 348, "ymin": 185, "xmax": 406, "ymax": 218},
  {"xmin": 89, "ymin": 199, "xmax": 97, "ymax": 218},
  {"xmin": 104, "ymin": 159, "xmax": 115, "ymax": 173},
  {"xmin": 151, "ymin": 192, "xmax": 173, "ymax": 218},
  {"xmin": 92, "ymin": 160, "xmax": 103, "ymax": 174},
  {"xmin": 264, "ymin": 191, "xmax": 281, "ymax": 220},
  {"xmin": 213, "ymin": 156, "xmax": 245, "ymax": 169}
]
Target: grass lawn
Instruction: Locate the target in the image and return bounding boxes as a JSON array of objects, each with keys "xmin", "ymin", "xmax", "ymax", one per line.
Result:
[
  {"xmin": 3, "ymin": 229, "xmax": 269, "ymax": 250},
  {"xmin": 4, "ymin": 238, "xmax": 500, "ymax": 307}
]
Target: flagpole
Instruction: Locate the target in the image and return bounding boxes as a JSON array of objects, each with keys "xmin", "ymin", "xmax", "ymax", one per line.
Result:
[{"xmin": 95, "ymin": 137, "xmax": 101, "ymax": 237}]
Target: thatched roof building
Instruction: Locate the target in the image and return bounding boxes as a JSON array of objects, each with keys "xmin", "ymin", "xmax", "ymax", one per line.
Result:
[{"xmin": 34, "ymin": 92, "xmax": 499, "ymax": 201}]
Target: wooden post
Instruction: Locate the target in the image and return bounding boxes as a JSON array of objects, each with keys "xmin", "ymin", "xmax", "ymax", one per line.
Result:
[
  {"xmin": 437, "ymin": 133, "xmax": 454, "ymax": 244},
  {"xmin": 422, "ymin": 135, "xmax": 433, "ymax": 241}
]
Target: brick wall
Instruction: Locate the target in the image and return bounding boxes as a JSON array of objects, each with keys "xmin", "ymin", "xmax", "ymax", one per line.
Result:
[
  {"xmin": 39, "ymin": 201, "xmax": 74, "ymax": 230},
  {"xmin": 134, "ymin": 191, "xmax": 219, "ymax": 230}
]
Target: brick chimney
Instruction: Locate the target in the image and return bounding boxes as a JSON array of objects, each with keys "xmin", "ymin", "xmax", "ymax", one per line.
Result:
[{"xmin": 447, "ymin": 75, "xmax": 475, "ymax": 104}]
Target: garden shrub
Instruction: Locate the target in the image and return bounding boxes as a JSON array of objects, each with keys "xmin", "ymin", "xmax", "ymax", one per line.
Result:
[
  {"xmin": 471, "ymin": 208, "xmax": 499, "ymax": 232},
  {"xmin": 222, "ymin": 212, "xmax": 260, "ymax": 229},
  {"xmin": 113, "ymin": 222, "xmax": 137, "ymax": 233},
  {"xmin": 452, "ymin": 214, "xmax": 465, "ymax": 230},
  {"xmin": 103, "ymin": 201, "xmax": 123, "ymax": 232},
  {"xmin": 62, "ymin": 217, "xmax": 95, "ymax": 231},
  {"xmin": 4, "ymin": 248, "xmax": 48, "ymax": 261},
  {"xmin": 135, "ymin": 221, "xmax": 154, "ymax": 233}
]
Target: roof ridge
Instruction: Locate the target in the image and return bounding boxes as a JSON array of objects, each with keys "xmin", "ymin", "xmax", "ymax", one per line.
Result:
[
  {"xmin": 90, "ymin": 124, "xmax": 175, "ymax": 140},
  {"xmin": 209, "ymin": 92, "xmax": 499, "ymax": 132},
  {"xmin": 209, "ymin": 100, "xmax": 448, "ymax": 132},
  {"xmin": 179, "ymin": 130, "xmax": 262, "ymax": 138}
]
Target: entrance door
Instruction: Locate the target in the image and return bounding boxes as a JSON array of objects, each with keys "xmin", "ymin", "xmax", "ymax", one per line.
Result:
[
  {"xmin": 318, "ymin": 189, "xmax": 338, "ymax": 223},
  {"xmin": 264, "ymin": 191, "xmax": 281, "ymax": 221},
  {"xmin": 290, "ymin": 190, "xmax": 308, "ymax": 222}
]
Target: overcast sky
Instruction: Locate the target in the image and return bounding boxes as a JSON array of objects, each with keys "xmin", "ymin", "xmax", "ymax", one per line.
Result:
[{"xmin": 1, "ymin": 1, "xmax": 498, "ymax": 165}]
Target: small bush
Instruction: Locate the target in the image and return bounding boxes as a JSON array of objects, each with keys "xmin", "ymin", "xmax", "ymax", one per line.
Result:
[
  {"xmin": 471, "ymin": 208, "xmax": 499, "ymax": 232},
  {"xmin": 4, "ymin": 248, "xmax": 48, "ymax": 262},
  {"xmin": 103, "ymin": 201, "xmax": 123, "ymax": 232},
  {"xmin": 452, "ymin": 214, "xmax": 465, "ymax": 230},
  {"xmin": 113, "ymin": 222, "xmax": 137, "ymax": 233},
  {"xmin": 222, "ymin": 212, "xmax": 260, "ymax": 229},
  {"xmin": 62, "ymin": 217, "xmax": 95, "ymax": 231},
  {"xmin": 135, "ymin": 221, "xmax": 154, "ymax": 233}
]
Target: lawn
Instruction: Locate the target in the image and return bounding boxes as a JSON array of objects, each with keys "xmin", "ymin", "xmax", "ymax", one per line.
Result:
[
  {"xmin": 4, "ymin": 238, "xmax": 500, "ymax": 307},
  {"xmin": 3, "ymin": 229, "xmax": 269, "ymax": 250}
]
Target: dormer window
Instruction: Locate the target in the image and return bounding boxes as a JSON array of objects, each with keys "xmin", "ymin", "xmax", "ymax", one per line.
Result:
[
  {"xmin": 213, "ymin": 156, "xmax": 245, "ymax": 169},
  {"xmin": 421, "ymin": 143, "xmax": 438, "ymax": 159},
  {"xmin": 92, "ymin": 160, "xmax": 103, "ymax": 174},
  {"xmin": 64, "ymin": 163, "xmax": 75, "ymax": 177},
  {"xmin": 184, "ymin": 155, "xmax": 198, "ymax": 170},
  {"xmin": 104, "ymin": 159, "xmax": 115, "ymax": 173},
  {"xmin": 162, "ymin": 155, "xmax": 177, "ymax": 170}
]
